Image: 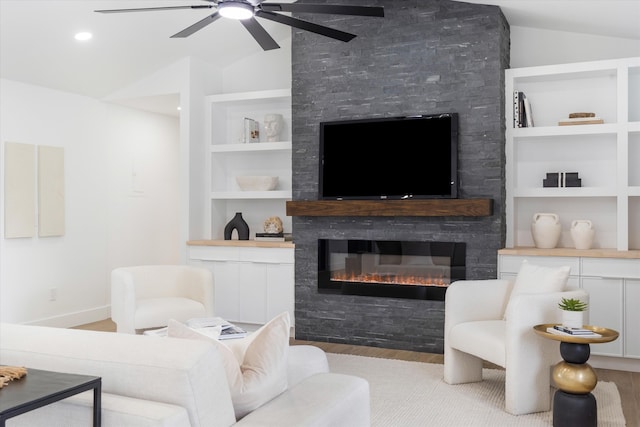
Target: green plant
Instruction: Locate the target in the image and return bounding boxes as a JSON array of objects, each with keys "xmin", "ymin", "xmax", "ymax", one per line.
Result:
[{"xmin": 558, "ymin": 297, "xmax": 588, "ymax": 312}]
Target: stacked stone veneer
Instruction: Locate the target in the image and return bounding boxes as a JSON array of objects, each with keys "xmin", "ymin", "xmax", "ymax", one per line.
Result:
[{"xmin": 291, "ymin": 0, "xmax": 510, "ymax": 353}]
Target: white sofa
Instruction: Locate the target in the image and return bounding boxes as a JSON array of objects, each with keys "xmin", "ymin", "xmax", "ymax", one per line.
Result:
[{"xmin": 0, "ymin": 323, "xmax": 370, "ymax": 427}]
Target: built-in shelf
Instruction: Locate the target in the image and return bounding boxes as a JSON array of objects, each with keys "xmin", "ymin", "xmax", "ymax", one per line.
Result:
[
  {"xmin": 286, "ymin": 199, "xmax": 493, "ymax": 217},
  {"xmin": 187, "ymin": 239, "xmax": 294, "ymax": 249},
  {"xmin": 498, "ymin": 247, "xmax": 640, "ymax": 259}
]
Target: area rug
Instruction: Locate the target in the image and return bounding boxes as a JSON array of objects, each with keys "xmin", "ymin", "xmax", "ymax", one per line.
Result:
[{"xmin": 326, "ymin": 353, "xmax": 626, "ymax": 427}]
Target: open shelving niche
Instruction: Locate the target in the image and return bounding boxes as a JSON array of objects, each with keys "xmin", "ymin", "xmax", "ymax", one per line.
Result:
[
  {"xmin": 205, "ymin": 89, "xmax": 292, "ymax": 241},
  {"xmin": 505, "ymin": 57, "xmax": 640, "ymax": 251}
]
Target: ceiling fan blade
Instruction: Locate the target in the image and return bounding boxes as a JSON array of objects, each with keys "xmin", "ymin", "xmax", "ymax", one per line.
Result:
[
  {"xmin": 240, "ymin": 18, "xmax": 281, "ymax": 51},
  {"xmin": 260, "ymin": 3, "xmax": 384, "ymax": 17},
  {"xmin": 171, "ymin": 12, "xmax": 222, "ymax": 38},
  {"xmin": 256, "ymin": 10, "xmax": 356, "ymax": 42},
  {"xmin": 95, "ymin": 5, "xmax": 213, "ymax": 14}
]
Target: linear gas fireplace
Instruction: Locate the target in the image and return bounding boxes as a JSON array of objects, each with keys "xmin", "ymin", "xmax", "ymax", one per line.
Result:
[{"xmin": 318, "ymin": 239, "xmax": 466, "ymax": 301}]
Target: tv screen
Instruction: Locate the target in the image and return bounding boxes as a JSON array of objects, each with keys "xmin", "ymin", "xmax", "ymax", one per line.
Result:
[{"xmin": 319, "ymin": 113, "xmax": 458, "ymax": 200}]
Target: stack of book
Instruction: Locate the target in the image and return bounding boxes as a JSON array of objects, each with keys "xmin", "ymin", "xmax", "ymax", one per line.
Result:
[
  {"xmin": 558, "ymin": 112, "xmax": 603, "ymax": 126},
  {"xmin": 255, "ymin": 232, "xmax": 292, "ymax": 242},
  {"xmin": 546, "ymin": 325, "xmax": 602, "ymax": 338}
]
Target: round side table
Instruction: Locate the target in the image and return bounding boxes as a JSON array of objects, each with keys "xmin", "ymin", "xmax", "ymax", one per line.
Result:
[{"xmin": 533, "ymin": 324, "xmax": 619, "ymax": 427}]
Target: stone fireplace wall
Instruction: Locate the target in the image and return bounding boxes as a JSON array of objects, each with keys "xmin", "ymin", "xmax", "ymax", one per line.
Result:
[{"xmin": 290, "ymin": 0, "xmax": 510, "ymax": 353}]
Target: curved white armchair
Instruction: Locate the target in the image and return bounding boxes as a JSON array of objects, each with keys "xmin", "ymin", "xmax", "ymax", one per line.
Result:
[
  {"xmin": 444, "ymin": 278, "xmax": 589, "ymax": 415},
  {"xmin": 111, "ymin": 265, "xmax": 215, "ymax": 334}
]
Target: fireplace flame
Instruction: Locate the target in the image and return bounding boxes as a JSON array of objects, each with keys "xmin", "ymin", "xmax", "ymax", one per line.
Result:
[{"xmin": 331, "ymin": 271, "xmax": 449, "ymax": 287}]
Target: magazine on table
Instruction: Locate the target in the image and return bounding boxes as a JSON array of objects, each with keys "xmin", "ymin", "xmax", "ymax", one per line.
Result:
[{"xmin": 187, "ymin": 316, "xmax": 247, "ymax": 340}]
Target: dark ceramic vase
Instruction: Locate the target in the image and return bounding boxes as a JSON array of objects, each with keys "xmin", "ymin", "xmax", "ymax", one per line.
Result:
[{"xmin": 224, "ymin": 212, "xmax": 249, "ymax": 240}]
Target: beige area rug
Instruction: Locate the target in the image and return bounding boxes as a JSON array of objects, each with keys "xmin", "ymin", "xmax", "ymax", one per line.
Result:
[{"xmin": 326, "ymin": 353, "xmax": 626, "ymax": 427}]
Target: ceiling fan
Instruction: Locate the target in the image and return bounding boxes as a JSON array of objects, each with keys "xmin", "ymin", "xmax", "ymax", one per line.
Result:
[{"xmin": 95, "ymin": 1, "xmax": 385, "ymax": 51}]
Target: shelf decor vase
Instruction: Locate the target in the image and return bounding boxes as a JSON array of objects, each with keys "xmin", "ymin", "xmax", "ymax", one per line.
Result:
[
  {"xmin": 561, "ymin": 310, "xmax": 585, "ymax": 329},
  {"xmin": 531, "ymin": 213, "xmax": 561, "ymax": 249},
  {"xmin": 571, "ymin": 220, "xmax": 595, "ymax": 250},
  {"xmin": 224, "ymin": 212, "xmax": 249, "ymax": 240}
]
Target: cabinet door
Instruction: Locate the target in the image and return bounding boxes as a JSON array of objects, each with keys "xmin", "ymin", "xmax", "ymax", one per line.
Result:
[
  {"xmin": 213, "ymin": 261, "xmax": 242, "ymax": 322},
  {"xmin": 239, "ymin": 263, "xmax": 267, "ymax": 324},
  {"xmin": 581, "ymin": 277, "xmax": 624, "ymax": 356},
  {"xmin": 266, "ymin": 263, "xmax": 295, "ymax": 324},
  {"xmin": 625, "ymin": 279, "xmax": 640, "ymax": 357}
]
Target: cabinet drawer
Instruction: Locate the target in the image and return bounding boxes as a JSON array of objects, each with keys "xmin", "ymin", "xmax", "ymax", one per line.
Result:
[
  {"xmin": 238, "ymin": 247, "xmax": 294, "ymax": 264},
  {"xmin": 581, "ymin": 258, "xmax": 640, "ymax": 278},
  {"xmin": 189, "ymin": 246, "xmax": 240, "ymax": 261},
  {"xmin": 499, "ymin": 255, "xmax": 580, "ymax": 275}
]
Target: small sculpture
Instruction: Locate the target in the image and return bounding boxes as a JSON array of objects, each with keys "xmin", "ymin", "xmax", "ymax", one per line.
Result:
[
  {"xmin": 264, "ymin": 114, "xmax": 284, "ymax": 142},
  {"xmin": 263, "ymin": 216, "xmax": 283, "ymax": 234}
]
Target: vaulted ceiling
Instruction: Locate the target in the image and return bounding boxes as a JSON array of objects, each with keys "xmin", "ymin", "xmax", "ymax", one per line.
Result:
[{"xmin": 1, "ymin": 1, "xmax": 638, "ymax": 110}]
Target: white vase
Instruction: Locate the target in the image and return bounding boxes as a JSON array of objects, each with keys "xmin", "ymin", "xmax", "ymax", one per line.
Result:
[
  {"xmin": 571, "ymin": 220, "xmax": 595, "ymax": 250},
  {"xmin": 562, "ymin": 310, "xmax": 585, "ymax": 329},
  {"xmin": 531, "ymin": 213, "xmax": 561, "ymax": 249}
]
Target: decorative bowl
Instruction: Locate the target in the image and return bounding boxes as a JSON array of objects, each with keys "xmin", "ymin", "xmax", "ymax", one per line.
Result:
[{"xmin": 236, "ymin": 176, "xmax": 279, "ymax": 191}]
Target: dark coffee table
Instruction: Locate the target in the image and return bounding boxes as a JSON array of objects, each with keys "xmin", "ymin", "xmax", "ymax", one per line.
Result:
[{"xmin": 0, "ymin": 368, "xmax": 101, "ymax": 426}]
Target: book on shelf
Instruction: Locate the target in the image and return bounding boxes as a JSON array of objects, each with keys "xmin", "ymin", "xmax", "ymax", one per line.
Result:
[
  {"xmin": 547, "ymin": 326, "xmax": 601, "ymax": 338},
  {"xmin": 558, "ymin": 117, "xmax": 604, "ymax": 126},
  {"xmin": 513, "ymin": 91, "xmax": 532, "ymax": 127}
]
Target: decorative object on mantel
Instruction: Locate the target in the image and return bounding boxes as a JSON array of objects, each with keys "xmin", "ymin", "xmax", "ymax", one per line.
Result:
[
  {"xmin": 531, "ymin": 213, "xmax": 562, "ymax": 249},
  {"xmin": 0, "ymin": 365, "xmax": 27, "ymax": 389},
  {"xmin": 543, "ymin": 172, "xmax": 581, "ymax": 188},
  {"xmin": 236, "ymin": 176, "xmax": 278, "ymax": 191},
  {"xmin": 224, "ymin": 212, "xmax": 249, "ymax": 241},
  {"xmin": 558, "ymin": 112, "xmax": 604, "ymax": 126},
  {"xmin": 264, "ymin": 114, "xmax": 284, "ymax": 142},
  {"xmin": 571, "ymin": 220, "xmax": 595, "ymax": 250},
  {"xmin": 243, "ymin": 118, "xmax": 260, "ymax": 143},
  {"xmin": 558, "ymin": 297, "xmax": 588, "ymax": 329}
]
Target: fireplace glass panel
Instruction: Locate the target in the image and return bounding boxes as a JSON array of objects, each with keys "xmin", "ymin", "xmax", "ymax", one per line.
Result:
[{"xmin": 318, "ymin": 239, "xmax": 466, "ymax": 301}]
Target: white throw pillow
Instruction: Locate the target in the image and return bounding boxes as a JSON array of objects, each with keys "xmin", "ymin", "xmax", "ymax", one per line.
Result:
[
  {"xmin": 504, "ymin": 260, "xmax": 570, "ymax": 320},
  {"xmin": 167, "ymin": 312, "xmax": 290, "ymax": 420}
]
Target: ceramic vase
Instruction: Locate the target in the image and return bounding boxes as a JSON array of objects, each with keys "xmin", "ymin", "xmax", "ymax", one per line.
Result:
[
  {"xmin": 561, "ymin": 310, "xmax": 585, "ymax": 329},
  {"xmin": 224, "ymin": 212, "xmax": 249, "ymax": 240},
  {"xmin": 571, "ymin": 220, "xmax": 595, "ymax": 250},
  {"xmin": 531, "ymin": 213, "xmax": 561, "ymax": 249}
]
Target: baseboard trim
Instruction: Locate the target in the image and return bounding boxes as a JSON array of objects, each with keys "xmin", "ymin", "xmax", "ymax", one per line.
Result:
[
  {"xmin": 25, "ymin": 306, "xmax": 111, "ymax": 328},
  {"xmin": 590, "ymin": 354, "xmax": 640, "ymax": 372}
]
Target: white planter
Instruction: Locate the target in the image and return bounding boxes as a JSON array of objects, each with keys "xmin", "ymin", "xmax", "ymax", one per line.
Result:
[{"xmin": 561, "ymin": 310, "xmax": 585, "ymax": 329}]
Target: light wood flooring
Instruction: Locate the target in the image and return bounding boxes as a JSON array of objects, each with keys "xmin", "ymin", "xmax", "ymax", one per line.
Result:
[{"xmin": 75, "ymin": 319, "xmax": 639, "ymax": 425}]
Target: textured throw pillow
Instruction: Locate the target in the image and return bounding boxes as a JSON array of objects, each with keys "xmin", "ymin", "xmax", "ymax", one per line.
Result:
[
  {"xmin": 167, "ymin": 312, "xmax": 290, "ymax": 420},
  {"xmin": 504, "ymin": 260, "xmax": 571, "ymax": 320}
]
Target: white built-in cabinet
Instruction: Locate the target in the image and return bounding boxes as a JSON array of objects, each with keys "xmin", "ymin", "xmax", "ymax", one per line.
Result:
[
  {"xmin": 188, "ymin": 243, "xmax": 295, "ymax": 327},
  {"xmin": 498, "ymin": 250, "xmax": 640, "ymax": 368},
  {"xmin": 187, "ymin": 89, "xmax": 294, "ymax": 328},
  {"xmin": 501, "ymin": 57, "xmax": 640, "ymax": 371},
  {"xmin": 505, "ymin": 57, "xmax": 640, "ymax": 251}
]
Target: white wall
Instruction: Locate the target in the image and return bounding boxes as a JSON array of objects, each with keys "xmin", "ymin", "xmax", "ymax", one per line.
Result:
[
  {"xmin": 511, "ymin": 26, "xmax": 640, "ymax": 68},
  {"xmin": 0, "ymin": 79, "xmax": 180, "ymax": 326}
]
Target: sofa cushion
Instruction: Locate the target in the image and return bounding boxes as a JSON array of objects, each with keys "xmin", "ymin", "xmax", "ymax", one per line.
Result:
[
  {"xmin": 504, "ymin": 260, "xmax": 570, "ymax": 320},
  {"xmin": 168, "ymin": 312, "xmax": 290, "ymax": 419}
]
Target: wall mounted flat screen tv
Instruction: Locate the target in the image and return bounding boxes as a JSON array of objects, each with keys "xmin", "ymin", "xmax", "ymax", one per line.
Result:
[{"xmin": 319, "ymin": 113, "xmax": 458, "ymax": 200}]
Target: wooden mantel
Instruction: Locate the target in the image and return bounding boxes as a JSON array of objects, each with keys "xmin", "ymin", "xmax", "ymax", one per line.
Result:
[{"xmin": 286, "ymin": 199, "xmax": 493, "ymax": 217}]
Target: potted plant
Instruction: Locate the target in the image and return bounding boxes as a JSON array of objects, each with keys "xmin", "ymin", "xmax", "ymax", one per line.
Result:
[{"xmin": 558, "ymin": 297, "xmax": 588, "ymax": 328}]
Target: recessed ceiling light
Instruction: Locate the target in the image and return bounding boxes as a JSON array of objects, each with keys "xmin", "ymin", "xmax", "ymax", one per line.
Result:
[{"xmin": 74, "ymin": 32, "xmax": 93, "ymax": 41}]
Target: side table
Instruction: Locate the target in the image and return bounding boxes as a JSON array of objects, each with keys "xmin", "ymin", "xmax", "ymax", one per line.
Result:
[
  {"xmin": 0, "ymin": 368, "xmax": 101, "ymax": 426},
  {"xmin": 533, "ymin": 324, "xmax": 619, "ymax": 427}
]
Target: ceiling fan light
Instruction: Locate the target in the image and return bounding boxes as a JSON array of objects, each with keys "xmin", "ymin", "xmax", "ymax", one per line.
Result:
[{"xmin": 218, "ymin": 2, "xmax": 254, "ymax": 20}]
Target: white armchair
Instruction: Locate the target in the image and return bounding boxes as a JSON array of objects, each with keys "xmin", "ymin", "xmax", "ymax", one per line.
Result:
[
  {"xmin": 111, "ymin": 265, "xmax": 215, "ymax": 334},
  {"xmin": 444, "ymin": 276, "xmax": 589, "ymax": 415}
]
